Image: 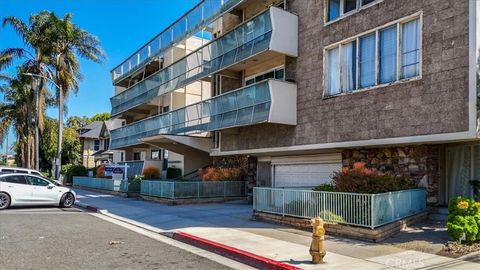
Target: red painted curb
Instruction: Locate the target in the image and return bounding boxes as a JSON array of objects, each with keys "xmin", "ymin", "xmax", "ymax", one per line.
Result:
[{"xmin": 173, "ymin": 231, "xmax": 301, "ymax": 270}]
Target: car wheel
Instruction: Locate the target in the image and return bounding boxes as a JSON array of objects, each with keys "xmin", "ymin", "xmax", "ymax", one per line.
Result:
[
  {"xmin": 60, "ymin": 193, "xmax": 75, "ymax": 208},
  {"xmin": 0, "ymin": 192, "xmax": 11, "ymax": 210}
]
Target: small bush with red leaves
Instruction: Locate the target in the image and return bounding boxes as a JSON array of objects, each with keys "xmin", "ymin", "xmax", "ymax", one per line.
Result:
[
  {"xmin": 96, "ymin": 165, "xmax": 107, "ymax": 178},
  {"xmin": 329, "ymin": 162, "xmax": 416, "ymax": 194},
  {"xmin": 142, "ymin": 166, "xmax": 160, "ymax": 179},
  {"xmin": 198, "ymin": 167, "xmax": 242, "ymax": 181}
]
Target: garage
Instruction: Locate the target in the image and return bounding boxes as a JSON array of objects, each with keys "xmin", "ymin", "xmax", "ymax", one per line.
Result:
[{"xmin": 271, "ymin": 154, "xmax": 342, "ymax": 188}]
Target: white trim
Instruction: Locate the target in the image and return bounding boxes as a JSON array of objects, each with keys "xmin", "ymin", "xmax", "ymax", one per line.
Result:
[{"xmin": 213, "ymin": 131, "xmax": 478, "ymax": 156}]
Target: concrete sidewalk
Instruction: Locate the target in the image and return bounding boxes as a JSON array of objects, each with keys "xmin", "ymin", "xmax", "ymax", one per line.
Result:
[{"xmin": 74, "ymin": 189, "xmax": 479, "ymax": 270}]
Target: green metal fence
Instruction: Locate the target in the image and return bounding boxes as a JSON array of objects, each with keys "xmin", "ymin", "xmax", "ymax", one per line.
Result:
[
  {"xmin": 253, "ymin": 187, "xmax": 426, "ymax": 229},
  {"xmin": 140, "ymin": 180, "xmax": 246, "ymax": 199},
  {"xmin": 73, "ymin": 177, "xmax": 128, "ymax": 192}
]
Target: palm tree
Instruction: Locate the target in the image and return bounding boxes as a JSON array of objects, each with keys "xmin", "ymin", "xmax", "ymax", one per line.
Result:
[
  {"xmin": 48, "ymin": 13, "xmax": 105, "ymax": 178},
  {"xmin": 0, "ymin": 75, "xmax": 34, "ymax": 167},
  {"xmin": 2, "ymin": 12, "xmax": 54, "ymax": 169}
]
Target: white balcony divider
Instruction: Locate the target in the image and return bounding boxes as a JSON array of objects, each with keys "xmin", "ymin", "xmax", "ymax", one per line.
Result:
[
  {"xmin": 253, "ymin": 187, "xmax": 427, "ymax": 229},
  {"xmin": 111, "ymin": 0, "xmax": 245, "ymax": 82}
]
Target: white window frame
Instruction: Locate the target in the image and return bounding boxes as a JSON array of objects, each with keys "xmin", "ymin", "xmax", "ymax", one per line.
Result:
[
  {"xmin": 323, "ymin": 12, "xmax": 423, "ymax": 98},
  {"xmin": 325, "ymin": 0, "xmax": 384, "ymax": 24}
]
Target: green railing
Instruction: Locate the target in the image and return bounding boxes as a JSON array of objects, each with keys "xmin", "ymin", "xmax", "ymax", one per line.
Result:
[
  {"xmin": 140, "ymin": 180, "xmax": 246, "ymax": 199},
  {"xmin": 111, "ymin": 8, "xmax": 274, "ymax": 116},
  {"xmin": 253, "ymin": 188, "xmax": 427, "ymax": 229},
  {"xmin": 110, "ymin": 79, "xmax": 272, "ymax": 149},
  {"xmin": 73, "ymin": 176, "xmax": 129, "ymax": 192},
  {"xmin": 112, "ymin": 0, "xmax": 245, "ymax": 82}
]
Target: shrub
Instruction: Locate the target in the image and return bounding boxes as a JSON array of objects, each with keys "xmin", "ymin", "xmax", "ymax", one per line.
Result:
[
  {"xmin": 447, "ymin": 196, "xmax": 480, "ymax": 242},
  {"xmin": 313, "ymin": 184, "xmax": 335, "ymax": 192},
  {"xmin": 329, "ymin": 162, "xmax": 415, "ymax": 194},
  {"xmin": 166, "ymin": 167, "xmax": 182, "ymax": 179},
  {"xmin": 61, "ymin": 164, "xmax": 87, "ymax": 184},
  {"xmin": 198, "ymin": 167, "xmax": 241, "ymax": 181},
  {"xmin": 142, "ymin": 166, "xmax": 160, "ymax": 179},
  {"xmin": 128, "ymin": 179, "xmax": 141, "ymax": 192}
]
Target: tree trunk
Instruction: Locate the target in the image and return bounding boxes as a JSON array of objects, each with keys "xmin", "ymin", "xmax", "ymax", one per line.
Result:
[
  {"xmin": 34, "ymin": 79, "xmax": 40, "ymax": 171},
  {"xmin": 26, "ymin": 103, "xmax": 31, "ymax": 169},
  {"xmin": 56, "ymin": 86, "xmax": 63, "ymax": 180}
]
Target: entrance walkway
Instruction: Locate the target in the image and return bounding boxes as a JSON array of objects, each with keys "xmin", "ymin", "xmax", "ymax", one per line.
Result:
[{"xmin": 75, "ymin": 189, "xmax": 479, "ymax": 269}]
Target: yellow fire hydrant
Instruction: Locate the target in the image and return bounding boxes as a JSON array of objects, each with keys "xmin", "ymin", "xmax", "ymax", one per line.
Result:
[{"xmin": 309, "ymin": 217, "xmax": 326, "ymax": 264}]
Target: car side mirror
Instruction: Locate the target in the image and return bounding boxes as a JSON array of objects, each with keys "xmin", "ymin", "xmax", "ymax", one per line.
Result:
[{"xmin": 47, "ymin": 184, "xmax": 55, "ymax": 189}]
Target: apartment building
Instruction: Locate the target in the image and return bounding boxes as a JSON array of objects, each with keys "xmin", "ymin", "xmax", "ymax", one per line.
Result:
[{"xmin": 109, "ymin": 0, "xmax": 479, "ymax": 207}]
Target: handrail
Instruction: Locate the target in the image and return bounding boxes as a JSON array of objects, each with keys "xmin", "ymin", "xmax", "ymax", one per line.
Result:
[{"xmin": 111, "ymin": 0, "xmax": 245, "ymax": 82}]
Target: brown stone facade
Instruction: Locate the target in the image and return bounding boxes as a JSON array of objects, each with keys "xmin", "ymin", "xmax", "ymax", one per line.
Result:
[
  {"xmin": 342, "ymin": 145, "xmax": 441, "ymax": 207},
  {"xmin": 221, "ymin": 0, "xmax": 470, "ymax": 152},
  {"xmin": 213, "ymin": 155, "xmax": 258, "ymax": 194}
]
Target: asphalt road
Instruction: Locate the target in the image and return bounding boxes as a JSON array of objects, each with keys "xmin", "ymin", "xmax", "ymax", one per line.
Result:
[{"xmin": 0, "ymin": 207, "xmax": 233, "ymax": 270}]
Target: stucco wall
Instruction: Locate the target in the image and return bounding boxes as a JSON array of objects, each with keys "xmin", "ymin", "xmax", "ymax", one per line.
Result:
[{"xmin": 221, "ymin": 0, "xmax": 470, "ymax": 152}]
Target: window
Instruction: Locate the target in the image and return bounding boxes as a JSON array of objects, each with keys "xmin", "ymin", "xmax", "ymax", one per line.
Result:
[
  {"xmin": 344, "ymin": 0, "xmax": 356, "ymax": 14},
  {"xmin": 151, "ymin": 150, "xmax": 160, "ymax": 160},
  {"xmin": 324, "ymin": 17, "xmax": 421, "ymax": 96},
  {"xmin": 245, "ymin": 67, "xmax": 285, "ymax": 86},
  {"xmin": 104, "ymin": 139, "xmax": 110, "ymax": 150},
  {"xmin": 133, "ymin": 152, "xmax": 144, "ymax": 161},
  {"xmin": 31, "ymin": 171, "xmax": 42, "ymax": 176},
  {"xmin": 379, "ymin": 25, "xmax": 397, "ymax": 83},
  {"xmin": 342, "ymin": 41, "xmax": 356, "ymax": 92},
  {"xmin": 326, "ymin": 47, "xmax": 340, "ymax": 95},
  {"xmin": 359, "ymin": 34, "xmax": 376, "ymax": 88},
  {"xmin": 3, "ymin": 175, "xmax": 28, "ymax": 185},
  {"xmin": 327, "ymin": 0, "xmax": 380, "ymax": 22},
  {"xmin": 328, "ymin": 0, "xmax": 340, "ymax": 21},
  {"xmin": 27, "ymin": 176, "xmax": 50, "ymax": 186},
  {"xmin": 401, "ymin": 19, "xmax": 420, "ymax": 79},
  {"xmin": 94, "ymin": 140, "xmax": 100, "ymax": 151}
]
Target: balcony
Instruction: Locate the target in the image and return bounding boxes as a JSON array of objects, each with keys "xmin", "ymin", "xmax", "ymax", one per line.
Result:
[
  {"xmin": 111, "ymin": 0, "xmax": 245, "ymax": 83},
  {"xmin": 110, "ymin": 7, "xmax": 298, "ymax": 117},
  {"xmin": 110, "ymin": 79, "xmax": 297, "ymax": 149}
]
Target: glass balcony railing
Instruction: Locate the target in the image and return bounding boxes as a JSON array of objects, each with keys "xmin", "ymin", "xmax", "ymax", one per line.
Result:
[
  {"xmin": 111, "ymin": 0, "xmax": 244, "ymax": 83},
  {"xmin": 110, "ymin": 80, "xmax": 275, "ymax": 149},
  {"xmin": 110, "ymin": 8, "xmax": 275, "ymax": 117}
]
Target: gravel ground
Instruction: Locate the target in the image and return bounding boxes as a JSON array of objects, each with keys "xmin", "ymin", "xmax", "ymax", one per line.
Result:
[{"xmin": 0, "ymin": 207, "xmax": 233, "ymax": 270}]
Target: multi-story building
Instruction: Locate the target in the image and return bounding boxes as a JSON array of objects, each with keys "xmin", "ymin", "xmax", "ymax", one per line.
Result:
[
  {"xmin": 109, "ymin": 0, "xmax": 479, "ymax": 208},
  {"xmin": 79, "ymin": 120, "xmax": 125, "ymax": 168}
]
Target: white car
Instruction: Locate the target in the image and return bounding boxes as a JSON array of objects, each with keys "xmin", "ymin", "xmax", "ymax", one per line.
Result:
[
  {"xmin": 0, "ymin": 173, "xmax": 76, "ymax": 210},
  {"xmin": 0, "ymin": 166, "xmax": 43, "ymax": 176}
]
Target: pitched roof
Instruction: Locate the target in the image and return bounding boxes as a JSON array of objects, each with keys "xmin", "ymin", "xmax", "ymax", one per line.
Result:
[{"xmin": 79, "ymin": 121, "xmax": 104, "ymax": 139}]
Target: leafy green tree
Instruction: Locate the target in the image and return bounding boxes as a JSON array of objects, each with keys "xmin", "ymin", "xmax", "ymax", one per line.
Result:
[
  {"xmin": 88, "ymin": 112, "xmax": 110, "ymax": 122},
  {"xmin": 66, "ymin": 115, "xmax": 89, "ymax": 129},
  {"xmin": 39, "ymin": 116, "xmax": 82, "ymax": 170}
]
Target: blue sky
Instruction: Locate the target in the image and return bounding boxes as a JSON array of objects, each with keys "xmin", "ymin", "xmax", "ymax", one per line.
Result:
[{"xmin": 0, "ymin": 0, "xmax": 198, "ymax": 152}]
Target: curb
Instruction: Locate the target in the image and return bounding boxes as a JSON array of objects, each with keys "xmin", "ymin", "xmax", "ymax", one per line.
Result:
[
  {"xmin": 75, "ymin": 201, "xmax": 301, "ymax": 270},
  {"xmin": 173, "ymin": 231, "xmax": 301, "ymax": 270}
]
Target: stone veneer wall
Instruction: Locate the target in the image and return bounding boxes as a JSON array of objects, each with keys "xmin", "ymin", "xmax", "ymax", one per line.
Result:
[
  {"xmin": 342, "ymin": 145, "xmax": 441, "ymax": 208},
  {"xmin": 213, "ymin": 155, "xmax": 258, "ymax": 195}
]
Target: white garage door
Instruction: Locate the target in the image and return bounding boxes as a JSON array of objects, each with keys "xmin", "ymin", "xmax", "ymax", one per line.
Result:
[{"xmin": 274, "ymin": 163, "xmax": 341, "ymax": 188}]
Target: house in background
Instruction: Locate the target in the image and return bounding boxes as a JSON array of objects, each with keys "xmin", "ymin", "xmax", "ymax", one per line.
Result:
[
  {"xmin": 79, "ymin": 119, "xmax": 125, "ymax": 168},
  {"xmin": 108, "ymin": 0, "xmax": 479, "ymax": 210}
]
